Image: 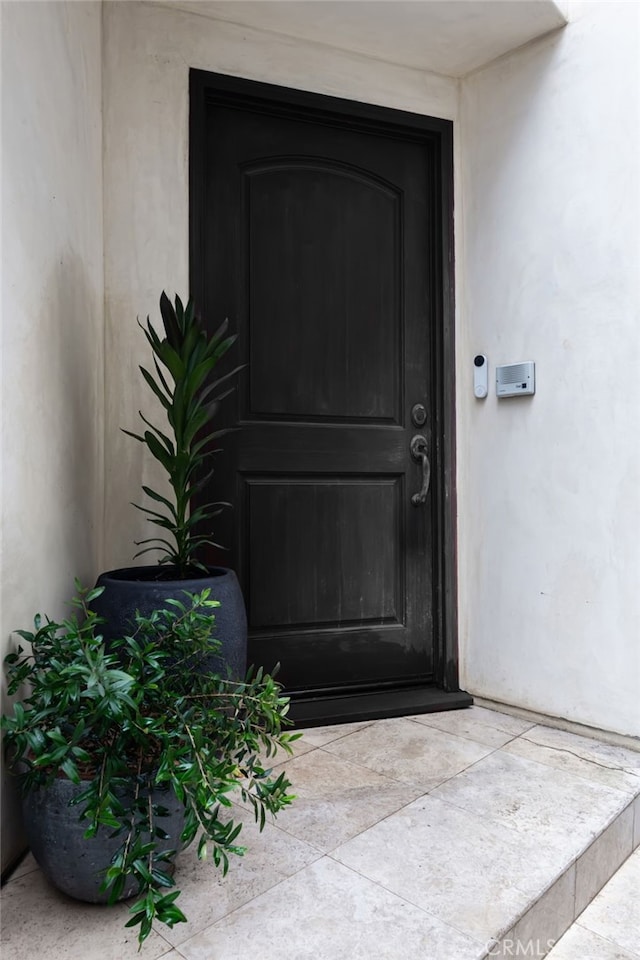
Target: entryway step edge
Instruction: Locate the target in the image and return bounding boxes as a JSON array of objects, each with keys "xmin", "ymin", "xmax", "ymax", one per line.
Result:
[{"xmin": 480, "ymin": 793, "xmax": 640, "ymax": 959}]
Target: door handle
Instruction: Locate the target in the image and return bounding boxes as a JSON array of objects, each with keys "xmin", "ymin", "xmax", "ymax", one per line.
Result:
[{"xmin": 410, "ymin": 434, "xmax": 431, "ymax": 506}]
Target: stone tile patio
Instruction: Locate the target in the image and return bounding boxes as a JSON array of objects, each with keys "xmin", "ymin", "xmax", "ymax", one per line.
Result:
[{"xmin": 2, "ymin": 705, "xmax": 639, "ymax": 959}]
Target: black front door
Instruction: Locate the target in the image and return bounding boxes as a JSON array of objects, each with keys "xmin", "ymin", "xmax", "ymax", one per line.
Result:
[{"xmin": 190, "ymin": 71, "xmax": 459, "ymax": 708}]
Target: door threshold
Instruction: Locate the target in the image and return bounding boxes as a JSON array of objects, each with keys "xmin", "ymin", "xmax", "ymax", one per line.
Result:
[{"xmin": 288, "ymin": 685, "xmax": 473, "ymax": 728}]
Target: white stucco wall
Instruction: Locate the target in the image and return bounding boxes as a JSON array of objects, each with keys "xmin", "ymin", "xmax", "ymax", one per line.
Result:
[
  {"xmin": 0, "ymin": 2, "xmax": 104, "ymax": 871},
  {"xmin": 458, "ymin": 0, "xmax": 640, "ymax": 736},
  {"xmin": 102, "ymin": 0, "xmax": 458, "ymax": 572}
]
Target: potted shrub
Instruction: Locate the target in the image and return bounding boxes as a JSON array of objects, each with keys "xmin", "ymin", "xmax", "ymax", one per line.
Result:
[
  {"xmin": 1, "ymin": 583, "xmax": 297, "ymax": 946},
  {"xmin": 92, "ymin": 292, "xmax": 247, "ymax": 676}
]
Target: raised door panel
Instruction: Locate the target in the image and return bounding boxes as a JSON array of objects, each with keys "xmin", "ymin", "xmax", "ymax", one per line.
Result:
[
  {"xmin": 245, "ymin": 161, "xmax": 401, "ymax": 423},
  {"xmin": 246, "ymin": 476, "xmax": 403, "ymax": 629}
]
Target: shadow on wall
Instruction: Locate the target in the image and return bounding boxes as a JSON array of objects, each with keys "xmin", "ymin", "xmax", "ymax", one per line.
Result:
[
  {"xmin": 1, "ymin": 250, "xmax": 103, "ymax": 876},
  {"xmin": 462, "ymin": 24, "xmax": 566, "ymax": 228},
  {"xmin": 24, "ymin": 251, "xmax": 103, "ymax": 580},
  {"xmin": 51, "ymin": 251, "xmax": 103, "ymax": 568}
]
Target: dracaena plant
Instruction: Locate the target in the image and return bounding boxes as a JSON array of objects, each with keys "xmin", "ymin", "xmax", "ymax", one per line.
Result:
[
  {"xmin": 125, "ymin": 292, "xmax": 242, "ymax": 576},
  {"xmin": 1, "ymin": 584, "xmax": 297, "ymax": 946}
]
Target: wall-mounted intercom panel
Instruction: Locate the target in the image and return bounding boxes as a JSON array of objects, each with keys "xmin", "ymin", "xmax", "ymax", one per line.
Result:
[{"xmin": 496, "ymin": 361, "xmax": 535, "ymax": 398}]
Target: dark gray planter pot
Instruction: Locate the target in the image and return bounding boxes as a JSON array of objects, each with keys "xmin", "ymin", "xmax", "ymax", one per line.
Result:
[
  {"xmin": 91, "ymin": 565, "xmax": 247, "ymax": 680},
  {"xmin": 22, "ymin": 777, "xmax": 184, "ymax": 903}
]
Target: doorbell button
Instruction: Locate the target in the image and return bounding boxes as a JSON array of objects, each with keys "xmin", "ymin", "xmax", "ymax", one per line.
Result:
[{"xmin": 473, "ymin": 354, "xmax": 488, "ymax": 399}]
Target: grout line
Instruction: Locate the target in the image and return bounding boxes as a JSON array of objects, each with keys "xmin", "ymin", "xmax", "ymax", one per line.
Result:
[
  {"xmin": 258, "ymin": 823, "xmax": 328, "ymax": 857},
  {"xmin": 315, "ymin": 721, "xmax": 503, "ymax": 789},
  {"xmin": 409, "ymin": 712, "xmax": 536, "ymax": 744},
  {"xmin": 318, "ymin": 792, "xmax": 427, "ymax": 855},
  {"xmin": 572, "ymin": 914, "xmax": 640, "ymax": 959},
  {"xmin": 323, "ymin": 854, "xmax": 488, "ymax": 952},
  {"xmin": 429, "ymin": 787, "xmax": 635, "ymax": 898},
  {"xmin": 1, "ymin": 855, "xmax": 39, "ymax": 888},
  {"xmin": 503, "ymin": 747, "xmax": 640, "ymax": 801},
  {"xmin": 227, "ymin": 797, "xmax": 328, "ymax": 856},
  {"xmin": 318, "ymin": 741, "xmax": 491, "ymax": 790},
  {"xmin": 265, "ymin": 748, "xmax": 510, "ymax": 857},
  {"xmin": 315, "ymin": 736, "xmax": 612, "ymax": 950},
  {"xmin": 152, "ymin": 837, "xmax": 326, "ymax": 948},
  {"xmin": 260, "ymin": 743, "xmax": 321, "ymax": 772},
  {"xmin": 472, "ymin": 699, "xmax": 640, "ymax": 754},
  {"xmin": 295, "ymin": 721, "xmax": 376, "ymax": 749},
  {"xmin": 312, "ymin": 744, "xmax": 415, "ymax": 786},
  {"xmin": 423, "ymin": 740, "xmax": 508, "ymax": 790},
  {"xmin": 518, "ymin": 803, "xmax": 635, "ymax": 908},
  {"xmin": 250, "ymin": 809, "xmax": 333, "ymax": 857},
  {"xmin": 495, "ymin": 748, "xmax": 637, "ymax": 805},
  {"xmin": 518, "ymin": 735, "xmax": 640, "ymax": 780},
  {"xmin": 154, "ymin": 932, "xmax": 183, "ymax": 957},
  {"xmin": 254, "ymin": 763, "xmax": 428, "ymax": 852},
  {"xmin": 490, "ymin": 863, "xmax": 578, "ymax": 960},
  {"xmin": 156, "ymin": 855, "xmax": 331, "ymax": 949}
]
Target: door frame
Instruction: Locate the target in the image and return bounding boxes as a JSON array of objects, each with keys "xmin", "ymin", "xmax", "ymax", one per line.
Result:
[{"xmin": 189, "ymin": 68, "xmax": 466, "ymax": 717}]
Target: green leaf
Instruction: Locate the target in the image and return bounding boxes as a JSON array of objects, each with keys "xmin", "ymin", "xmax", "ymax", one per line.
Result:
[
  {"xmin": 139, "ymin": 365, "xmax": 171, "ymax": 410},
  {"xmin": 121, "ymin": 428, "xmax": 145, "ymax": 444},
  {"xmin": 143, "ymin": 431, "xmax": 172, "ymax": 471},
  {"xmin": 208, "ymin": 317, "xmax": 229, "ymax": 349},
  {"xmin": 156, "ymin": 341, "xmax": 185, "ymax": 382},
  {"xmin": 130, "ymin": 502, "xmax": 173, "ymax": 524},
  {"xmin": 200, "ymin": 365, "xmax": 245, "ymax": 403},
  {"xmin": 137, "ymin": 412, "xmax": 175, "ymax": 456},
  {"xmin": 141, "ymin": 486, "xmax": 177, "ymax": 516},
  {"xmin": 151, "ymin": 868, "xmax": 174, "ymax": 888},
  {"xmin": 132, "ymin": 545, "xmax": 174, "ymax": 561},
  {"xmin": 160, "ymin": 291, "xmax": 182, "ymax": 351},
  {"xmin": 83, "ymin": 587, "xmax": 105, "ymax": 604},
  {"xmin": 156, "ymin": 903, "xmax": 187, "ymax": 926},
  {"xmin": 124, "ymin": 911, "xmax": 147, "ymax": 929},
  {"xmin": 132, "ymin": 859, "xmax": 154, "ymax": 885},
  {"xmin": 61, "ymin": 757, "xmax": 81, "ymax": 784},
  {"xmin": 141, "ymin": 316, "xmax": 163, "ymax": 354},
  {"xmin": 212, "ymin": 334, "xmax": 238, "ymax": 362},
  {"xmin": 191, "ymin": 426, "xmax": 235, "ymax": 457}
]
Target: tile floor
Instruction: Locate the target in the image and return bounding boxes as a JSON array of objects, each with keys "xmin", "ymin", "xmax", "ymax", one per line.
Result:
[{"xmin": 2, "ymin": 705, "xmax": 639, "ymax": 960}]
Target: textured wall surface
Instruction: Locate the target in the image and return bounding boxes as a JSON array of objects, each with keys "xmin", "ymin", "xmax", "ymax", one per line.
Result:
[
  {"xmin": 458, "ymin": 1, "xmax": 640, "ymax": 736},
  {"xmin": 1, "ymin": 1, "xmax": 104, "ymax": 872}
]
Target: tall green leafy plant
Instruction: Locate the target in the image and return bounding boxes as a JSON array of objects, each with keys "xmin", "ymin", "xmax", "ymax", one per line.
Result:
[{"xmin": 125, "ymin": 293, "xmax": 242, "ymax": 576}]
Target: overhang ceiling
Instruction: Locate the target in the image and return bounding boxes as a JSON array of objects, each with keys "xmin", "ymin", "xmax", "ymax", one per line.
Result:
[{"xmin": 156, "ymin": 0, "xmax": 568, "ymax": 77}]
